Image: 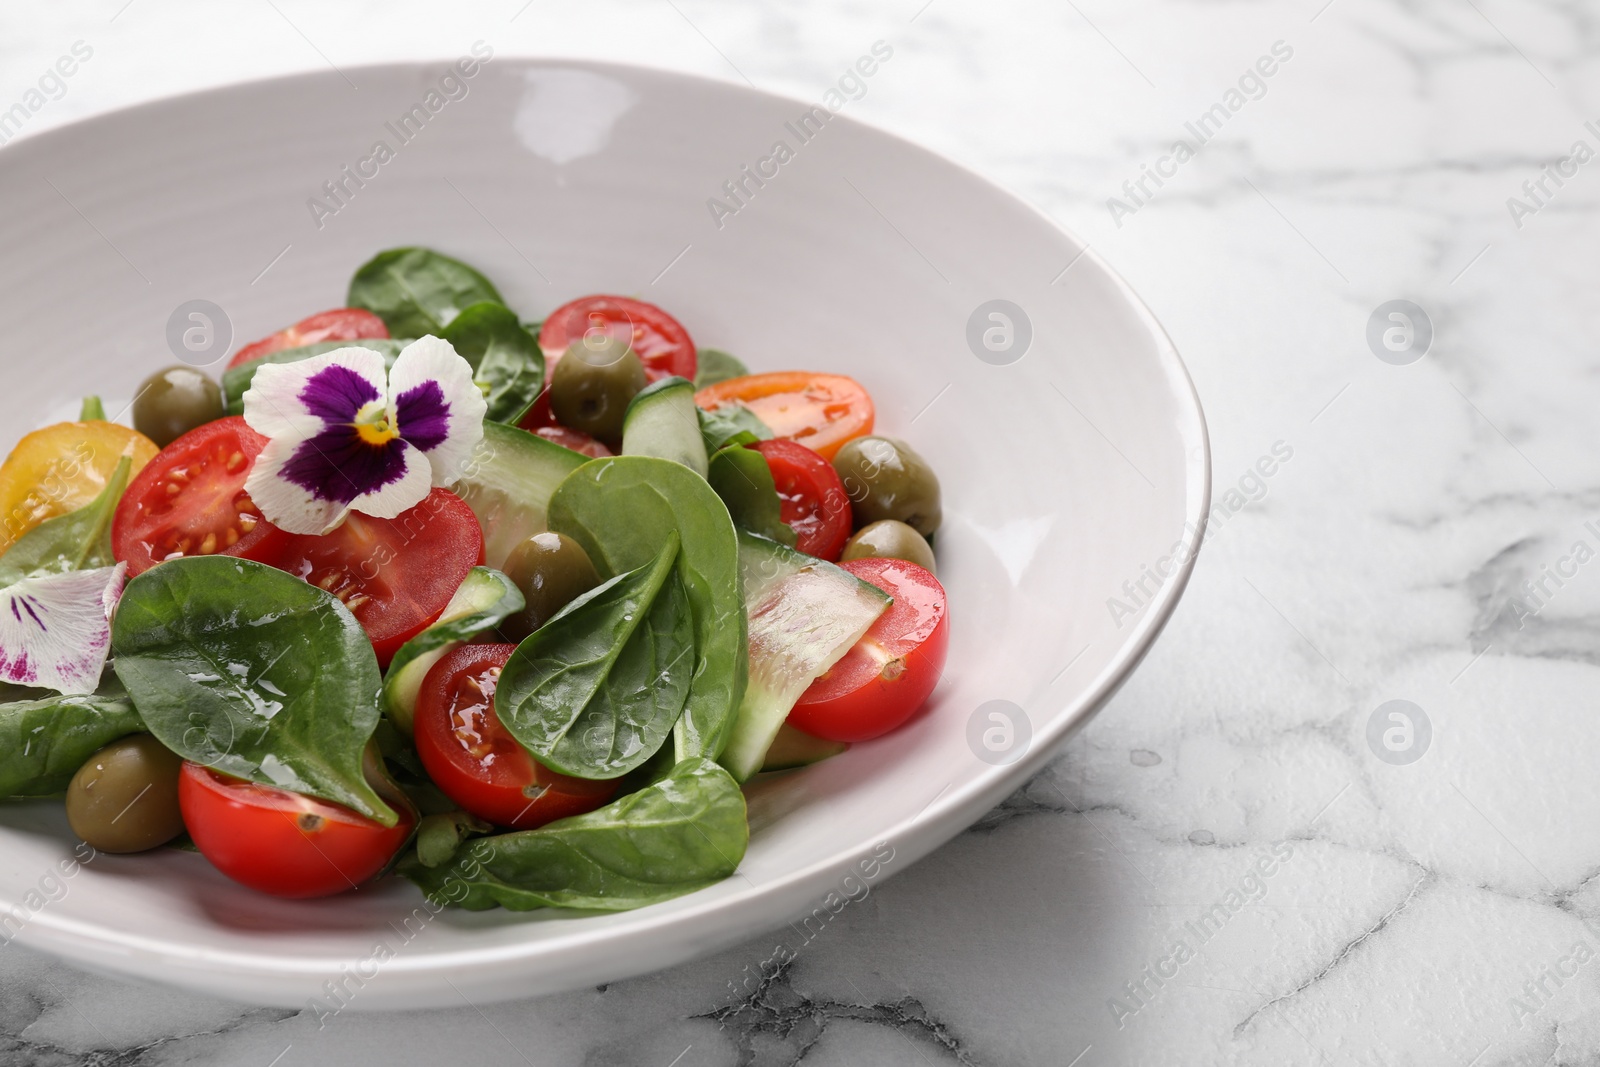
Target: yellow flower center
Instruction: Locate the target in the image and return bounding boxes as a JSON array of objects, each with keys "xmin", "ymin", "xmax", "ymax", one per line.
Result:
[{"xmin": 353, "ymin": 401, "xmax": 399, "ymax": 446}]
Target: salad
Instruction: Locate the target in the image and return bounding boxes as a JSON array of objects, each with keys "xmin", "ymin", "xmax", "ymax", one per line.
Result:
[{"xmin": 0, "ymin": 247, "xmax": 949, "ymax": 911}]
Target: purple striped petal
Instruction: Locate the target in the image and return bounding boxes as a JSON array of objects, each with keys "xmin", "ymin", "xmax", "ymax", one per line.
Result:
[
  {"xmin": 299, "ymin": 363, "xmax": 381, "ymax": 423},
  {"xmin": 396, "ymin": 380, "xmax": 451, "ymax": 453},
  {"xmin": 279, "ymin": 423, "xmax": 413, "ymax": 505}
]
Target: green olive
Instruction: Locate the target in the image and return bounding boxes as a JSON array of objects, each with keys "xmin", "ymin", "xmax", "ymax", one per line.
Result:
[
  {"xmin": 549, "ymin": 336, "xmax": 647, "ymax": 441},
  {"xmin": 500, "ymin": 532, "xmax": 601, "ymax": 641},
  {"xmin": 132, "ymin": 365, "xmax": 224, "ymax": 448},
  {"xmin": 65, "ymin": 734, "xmax": 185, "ymax": 854},
  {"xmin": 832, "ymin": 436, "xmax": 942, "ymax": 537},
  {"xmin": 839, "ymin": 519, "xmax": 937, "ymax": 574}
]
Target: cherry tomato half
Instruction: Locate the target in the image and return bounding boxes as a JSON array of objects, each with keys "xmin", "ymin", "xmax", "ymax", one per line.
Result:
[
  {"xmin": 535, "ymin": 424, "xmax": 613, "ymax": 459},
  {"xmin": 111, "ymin": 416, "xmax": 286, "ymax": 576},
  {"xmin": 789, "ymin": 557, "xmax": 949, "ymax": 742},
  {"xmin": 226, "ymin": 308, "xmax": 390, "ymax": 370},
  {"xmin": 0, "ymin": 421, "xmax": 157, "ymax": 555},
  {"xmin": 415, "ymin": 644, "xmax": 620, "ymax": 829},
  {"xmin": 265, "ymin": 488, "xmax": 484, "ymax": 667},
  {"xmin": 751, "ymin": 439, "xmax": 852, "ymax": 561},
  {"xmin": 695, "ymin": 372, "xmax": 873, "ymax": 461},
  {"xmin": 538, "ymin": 295, "xmax": 696, "ymax": 382},
  {"xmin": 178, "ymin": 762, "xmax": 414, "ymax": 899}
]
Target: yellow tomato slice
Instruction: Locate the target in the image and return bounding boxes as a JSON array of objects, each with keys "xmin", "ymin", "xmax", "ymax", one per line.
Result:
[{"xmin": 0, "ymin": 421, "xmax": 158, "ymax": 554}]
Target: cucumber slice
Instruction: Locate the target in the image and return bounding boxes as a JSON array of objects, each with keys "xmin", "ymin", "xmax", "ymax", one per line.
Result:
[
  {"xmin": 621, "ymin": 376, "xmax": 709, "ymax": 478},
  {"xmin": 719, "ymin": 531, "xmax": 891, "ymax": 781},
  {"xmin": 382, "ymin": 567, "xmax": 523, "ymax": 735},
  {"xmin": 761, "ymin": 723, "xmax": 848, "ymax": 772},
  {"xmin": 453, "ymin": 421, "xmax": 586, "ymax": 569}
]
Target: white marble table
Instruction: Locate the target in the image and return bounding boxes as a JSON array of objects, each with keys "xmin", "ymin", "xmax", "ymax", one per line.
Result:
[{"xmin": 3, "ymin": 1, "xmax": 1594, "ymax": 1063}]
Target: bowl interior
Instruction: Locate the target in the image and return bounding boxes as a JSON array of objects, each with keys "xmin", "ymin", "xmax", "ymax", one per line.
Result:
[{"xmin": 0, "ymin": 59, "xmax": 1206, "ymax": 1007}]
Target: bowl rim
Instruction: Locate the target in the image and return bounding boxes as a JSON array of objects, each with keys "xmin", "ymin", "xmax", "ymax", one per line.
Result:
[{"xmin": 0, "ymin": 55, "xmax": 1212, "ymax": 1002}]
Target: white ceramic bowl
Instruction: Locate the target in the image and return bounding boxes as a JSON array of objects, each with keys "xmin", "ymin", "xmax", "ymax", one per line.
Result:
[{"xmin": 0, "ymin": 59, "xmax": 1208, "ymax": 1008}]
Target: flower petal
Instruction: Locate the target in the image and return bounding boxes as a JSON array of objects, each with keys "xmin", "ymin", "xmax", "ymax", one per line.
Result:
[
  {"xmin": 0, "ymin": 564, "xmax": 125, "ymax": 695},
  {"xmin": 243, "ymin": 436, "xmax": 351, "ymax": 535},
  {"xmin": 345, "ymin": 440, "xmax": 435, "ymax": 521},
  {"xmin": 243, "ymin": 433, "xmax": 435, "ymax": 535},
  {"xmin": 387, "ymin": 336, "xmax": 487, "ymax": 486},
  {"xmin": 242, "ymin": 347, "xmax": 390, "ymax": 440}
]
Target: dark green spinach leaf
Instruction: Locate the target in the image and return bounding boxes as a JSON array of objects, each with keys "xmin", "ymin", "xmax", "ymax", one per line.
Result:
[
  {"xmin": 0, "ymin": 679, "xmax": 143, "ymax": 797},
  {"xmin": 111, "ymin": 556, "xmax": 396, "ymax": 824},
  {"xmin": 442, "ymin": 301, "xmax": 545, "ymax": 424},
  {"xmin": 222, "ymin": 338, "xmax": 410, "ymax": 415},
  {"xmin": 707, "ymin": 444, "xmax": 794, "ymax": 547},
  {"xmin": 403, "ymin": 757, "xmax": 747, "ymax": 910},
  {"xmin": 0, "ymin": 455, "xmax": 130, "ymax": 585},
  {"xmin": 697, "ymin": 404, "xmax": 772, "ymax": 455},
  {"xmin": 548, "ymin": 457, "xmax": 747, "ymax": 763},
  {"xmin": 348, "ymin": 247, "xmax": 505, "ymax": 338},
  {"xmin": 693, "ymin": 349, "xmax": 748, "ymax": 389},
  {"xmin": 496, "ymin": 534, "xmax": 692, "ymax": 779}
]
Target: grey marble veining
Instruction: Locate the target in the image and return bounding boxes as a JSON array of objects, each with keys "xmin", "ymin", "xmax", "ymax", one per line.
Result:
[{"xmin": 2, "ymin": 0, "xmax": 1597, "ymax": 1063}]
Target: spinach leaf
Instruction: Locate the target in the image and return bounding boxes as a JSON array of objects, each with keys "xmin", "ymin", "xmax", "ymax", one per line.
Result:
[
  {"xmin": 707, "ymin": 444, "xmax": 795, "ymax": 547},
  {"xmin": 382, "ymin": 567, "xmax": 524, "ymax": 734},
  {"xmin": 698, "ymin": 404, "xmax": 772, "ymax": 455},
  {"xmin": 222, "ymin": 338, "xmax": 410, "ymax": 415},
  {"xmin": 403, "ymin": 757, "xmax": 747, "ymax": 910},
  {"xmin": 0, "ymin": 455, "xmax": 130, "ymax": 585},
  {"xmin": 496, "ymin": 533, "xmax": 692, "ymax": 778},
  {"xmin": 693, "ymin": 349, "xmax": 748, "ymax": 389},
  {"xmin": 111, "ymin": 556, "xmax": 396, "ymax": 824},
  {"xmin": 441, "ymin": 301, "xmax": 545, "ymax": 424},
  {"xmin": 348, "ymin": 247, "xmax": 505, "ymax": 338},
  {"xmin": 548, "ymin": 457, "xmax": 746, "ymax": 763},
  {"xmin": 0, "ymin": 679, "xmax": 143, "ymax": 797}
]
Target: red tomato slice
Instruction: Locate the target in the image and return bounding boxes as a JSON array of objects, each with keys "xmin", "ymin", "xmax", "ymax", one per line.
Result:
[
  {"xmin": 538, "ymin": 295, "xmax": 696, "ymax": 382},
  {"xmin": 178, "ymin": 763, "xmax": 414, "ymax": 899},
  {"xmin": 264, "ymin": 488, "xmax": 484, "ymax": 667},
  {"xmin": 111, "ymin": 416, "xmax": 288, "ymax": 576},
  {"xmin": 414, "ymin": 644, "xmax": 620, "ymax": 829},
  {"xmin": 789, "ymin": 557, "xmax": 949, "ymax": 742},
  {"xmin": 535, "ymin": 425, "xmax": 613, "ymax": 459},
  {"xmin": 751, "ymin": 439, "xmax": 852, "ymax": 561},
  {"xmin": 695, "ymin": 372, "xmax": 873, "ymax": 461},
  {"xmin": 516, "ymin": 385, "xmax": 558, "ymax": 432},
  {"xmin": 226, "ymin": 308, "xmax": 390, "ymax": 369}
]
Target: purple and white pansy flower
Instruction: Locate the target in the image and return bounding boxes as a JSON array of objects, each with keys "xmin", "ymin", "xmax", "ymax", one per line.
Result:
[
  {"xmin": 0, "ymin": 564, "xmax": 126, "ymax": 695},
  {"xmin": 242, "ymin": 337, "xmax": 487, "ymax": 535}
]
